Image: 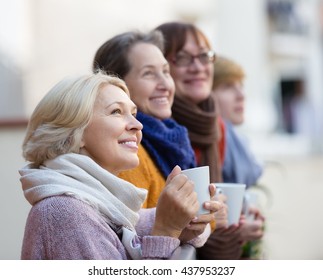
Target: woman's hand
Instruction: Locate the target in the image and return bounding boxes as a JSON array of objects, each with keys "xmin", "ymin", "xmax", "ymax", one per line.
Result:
[
  {"xmin": 238, "ymin": 206, "xmax": 265, "ymax": 242},
  {"xmin": 152, "ymin": 166, "xmax": 199, "ymax": 239},
  {"xmin": 178, "ymin": 184, "xmax": 223, "ymax": 243},
  {"xmin": 213, "ymin": 191, "xmax": 229, "ymax": 229}
]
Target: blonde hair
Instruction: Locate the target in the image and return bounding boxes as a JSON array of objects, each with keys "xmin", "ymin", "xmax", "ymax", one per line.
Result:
[
  {"xmin": 212, "ymin": 56, "xmax": 245, "ymax": 90},
  {"xmin": 23, "ymin": 71, "xmax": 129, "ymax": 166}
]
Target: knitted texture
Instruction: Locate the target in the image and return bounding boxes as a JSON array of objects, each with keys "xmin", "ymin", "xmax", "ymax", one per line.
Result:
[
  {"xmin": 172, "ymin": 95, "xmax": 222, "ymax": 183},
  {"xmin": 21, "ymin": 196, "xmax": 180, "ymax": 259},
  {"xmin": 137, "ymin": 111, "xmax": 196, "ymax": 178},
  {"xmin": 20, "ymin": 153, "xmax": 147, "ymax": 233},
  {"xmin": 118, "ymin": 144, "xmax": 166, "ymax": 208}
]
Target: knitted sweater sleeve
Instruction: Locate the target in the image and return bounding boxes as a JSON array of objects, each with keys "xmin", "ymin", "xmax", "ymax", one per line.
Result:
[
  {"xmin": 21, "ymin": 196, "xmax": 180, "ymax": 260},
  {"xmin": 136, "ymin": 208, "xmax": 180, "ymax": 259},
  {"xmin": 136, "ymin": 208, "xmax": 207, "ymax": 252}
]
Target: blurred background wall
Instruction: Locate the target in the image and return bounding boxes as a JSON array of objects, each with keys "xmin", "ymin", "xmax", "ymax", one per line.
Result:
[{"xmin": 1, "ymin": 0, "xmax": 323, "ymax": 259}]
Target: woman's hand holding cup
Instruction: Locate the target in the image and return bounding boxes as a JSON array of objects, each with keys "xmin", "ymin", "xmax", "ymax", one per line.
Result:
[
  {"xmin": 179, "ymin": 183, "xmax": 223, "ymax": 242},
  {"xmin": 152, "ymin": 166, "xmax": 199, "ymax": 239}
]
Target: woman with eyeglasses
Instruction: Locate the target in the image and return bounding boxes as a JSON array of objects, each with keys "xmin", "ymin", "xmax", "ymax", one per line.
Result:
[
  {"xmin": 155, "ymin": 22, "xmax": 245, "ymax": 259},
  {"xmin": 154, "ymin": 22, "xmax": 224, "ymax": 185}
]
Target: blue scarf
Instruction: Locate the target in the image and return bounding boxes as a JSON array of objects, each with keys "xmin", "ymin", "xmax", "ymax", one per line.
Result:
[{"xmin": 137, "ymin": 112, "xmax": 196, "ymax": 178}]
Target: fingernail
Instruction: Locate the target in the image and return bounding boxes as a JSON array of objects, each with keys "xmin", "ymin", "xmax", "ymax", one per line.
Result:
[{"xmin": 192, "ymin": 216, "xmax": 198, "ymax": 222}]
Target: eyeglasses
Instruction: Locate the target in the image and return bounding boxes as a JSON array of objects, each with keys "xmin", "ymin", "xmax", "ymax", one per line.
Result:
[{"xmin": 171, "ymin": 50, "xmax": 216, "ymax": 67}]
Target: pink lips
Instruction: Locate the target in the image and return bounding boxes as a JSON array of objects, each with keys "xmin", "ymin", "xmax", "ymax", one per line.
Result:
[
  {"xmin": 234, "ymin": 106, "xmax": 244, "ymax": 113},
  {"xmin": 184, "ymin": 77, "xmax": 205, "ymax": 83}
]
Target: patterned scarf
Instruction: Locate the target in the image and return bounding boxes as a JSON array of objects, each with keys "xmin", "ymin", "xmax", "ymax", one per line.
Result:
[
  {"xmin": 172, "ymin": 95, "xmax": 222, "ymax": 183},
  {"xmin": 137, "ymin": 111, "xmax": 196, "ymax": 178}
]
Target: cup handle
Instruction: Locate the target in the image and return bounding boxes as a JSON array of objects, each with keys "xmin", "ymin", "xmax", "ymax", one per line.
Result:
[{"xmin": 243, "ymin": 193, "xmax": 255, "ymax": 221}]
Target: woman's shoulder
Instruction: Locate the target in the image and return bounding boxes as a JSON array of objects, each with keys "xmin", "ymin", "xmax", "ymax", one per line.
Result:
[
  {"xmin": 33, "ymin": 195, "xmax": 90, "ymax": 212},
  {"xmin": 30, "ymin": 195, "xmax": 106, "ymax": 226}
]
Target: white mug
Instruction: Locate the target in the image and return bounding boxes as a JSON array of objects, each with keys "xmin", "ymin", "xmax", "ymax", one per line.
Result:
[
  {"xmin": 215, "ymin": 183, "xmax": 246, "ymax": 225},
  {"xmin": 182, "ymin": 166, "xmax": 210, "ymax": 215}
]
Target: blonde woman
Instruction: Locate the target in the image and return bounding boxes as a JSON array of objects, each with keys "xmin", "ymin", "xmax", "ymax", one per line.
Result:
[{"xmin": 19, "ymin": 72, "xmax": 207, "ymax": 259}]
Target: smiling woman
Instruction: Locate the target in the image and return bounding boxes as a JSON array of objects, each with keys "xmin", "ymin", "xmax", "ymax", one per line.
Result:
[
  {"xmin": 19, "ymin": 71, "xmax": 204, "ymax": 260},
  {"xmin": 79, "ymin": 83, "xmax": 142, "ymax": 174}
]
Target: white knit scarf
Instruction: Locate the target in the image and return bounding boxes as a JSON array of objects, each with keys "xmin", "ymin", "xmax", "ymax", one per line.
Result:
[{"xmin": 19, "ymin": 153, "xmax": 148, "ymax": 259}]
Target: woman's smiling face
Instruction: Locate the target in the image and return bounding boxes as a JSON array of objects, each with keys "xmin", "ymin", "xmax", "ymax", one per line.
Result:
[
  {"xmin": 124, "ymin": 42, "xmax": 175, "ymax": 120},
  {"xmin": 169, "ymin": 32, "xmax": 214, "ymax": 104},
  {"xmin": 80, "ymin": 84, "xmax": 143, "ymax": 175}
]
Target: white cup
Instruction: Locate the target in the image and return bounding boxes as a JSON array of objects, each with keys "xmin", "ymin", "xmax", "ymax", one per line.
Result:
[
  {"xmin": 215, "ymin": 183, "xmax": 246, "ymax": 225},
  {"xmin": 182, "ymin": 166, "xmax": 210, "ymax": 215},
  {"xmin": 243, "ymin": 191, "xmax": 259, "ymax": 221}
]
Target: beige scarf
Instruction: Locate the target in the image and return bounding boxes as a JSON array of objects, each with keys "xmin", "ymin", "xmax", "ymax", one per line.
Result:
[{"xmin": 19, "ymin": 153, "xmax": 147, "ymax": 259}]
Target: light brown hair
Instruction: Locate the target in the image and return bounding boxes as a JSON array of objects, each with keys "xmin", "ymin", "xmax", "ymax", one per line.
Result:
[{"xmin": 212, "ymin": 56, "xmax": 245, "ymax": 89}]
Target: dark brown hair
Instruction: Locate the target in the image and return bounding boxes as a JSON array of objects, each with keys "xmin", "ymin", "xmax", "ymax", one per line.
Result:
[{"xmin": 154, "ymin": 22, "xmax": 212, "ymax": 59}]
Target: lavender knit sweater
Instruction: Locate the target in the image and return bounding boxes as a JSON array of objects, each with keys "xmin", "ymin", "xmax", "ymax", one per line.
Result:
[{"xmin": 21, "ymin": 195, "xmax": 180, "ymax": 260}]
